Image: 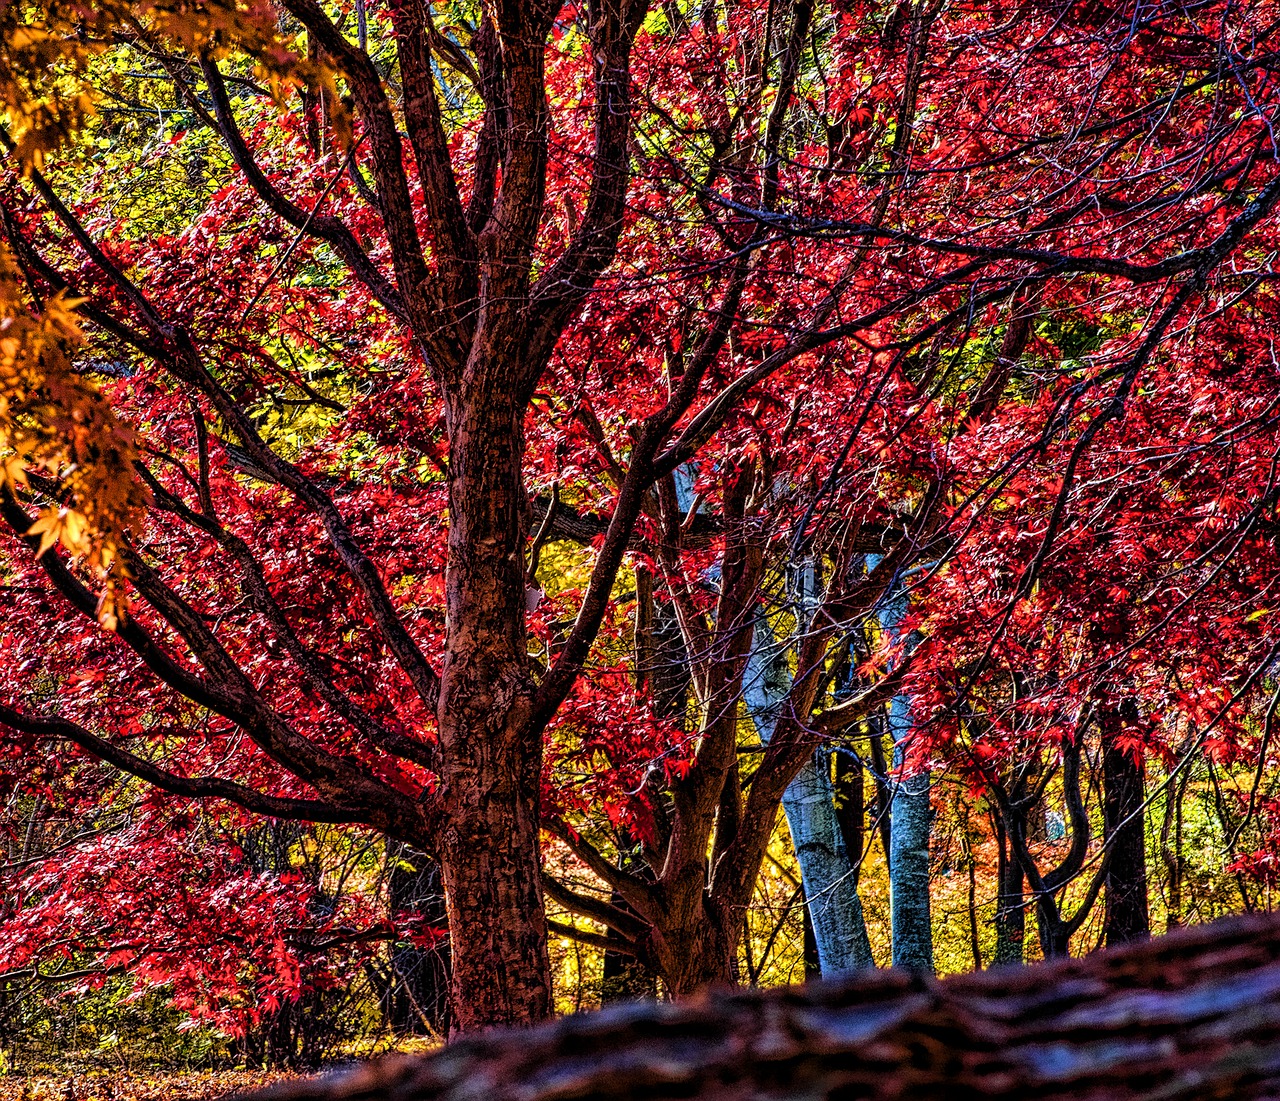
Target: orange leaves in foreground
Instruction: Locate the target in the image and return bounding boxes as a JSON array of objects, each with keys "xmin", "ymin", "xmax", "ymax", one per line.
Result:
[{"xmin": 0, "ymin": 244, "xmax": 148, "ymax": 627}]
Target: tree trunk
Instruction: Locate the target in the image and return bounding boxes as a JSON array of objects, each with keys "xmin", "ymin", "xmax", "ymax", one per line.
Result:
[
  {"xmin": 787, "ymin": 750, "xmax": 875, "ymax": 973},
  {"xmin": 647, "ymin": 897, "xmax": 738, "ymax": 997},
  {"xmin": 436, "ymin": 682, "xmax": 549, "ymax": 1034},
  {"xmin": 437, "ymin": 390, "xmax": 551, "ymax": 1031},
  {"xmin": 1037, "ymin": 905, "xmax": 1073, "ymax": 959},
  {"xmin": 1102, "ymin": 712, "xmax": 1150, "ymax": 947},
  {"xmin": 868, "ymin": 722, "xmax": 893, "ymax": 858},
  {"xmin": 1162, "ymin": 769, "xmax": 1188, "ymax": 931},
  {"xmin": 888, "ymin": 695, "xmax": 933, "ymax": 972},
  {"xmin": 831, "ymin": 751, "xmax": 864, "ymax": 869},
  {"xmin": 874, "ymin": 567, "xmax": 932, "ymax": 973},
  {"xmin": 744, "ymin": 619, "xmax": 873, "ymax": 975},
  {"xmin": 249, "ymin": 911, "xmax": 1280, "ymax": 1101},
  {"xmin": 993, "ymin": 810, "xmax": 1025, "ymax": 965}
]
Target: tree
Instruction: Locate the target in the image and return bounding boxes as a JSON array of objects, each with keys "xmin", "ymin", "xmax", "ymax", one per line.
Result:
[{"xmin": 1, "ymin": 0, "xmax": 1280, "ymax": 1031}]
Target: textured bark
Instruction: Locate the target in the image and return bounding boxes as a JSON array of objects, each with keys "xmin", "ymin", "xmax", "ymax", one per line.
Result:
[
  {"xmin": 645, "ymin": 899, "xmax": 740, "ymax": 996},
  {"xmin": 785, "ymin": 750, "xmax": 876, "ymax": 974},
  {"xmin": 436, "ymin": 389, "xmax": 549, "ymax": 1031},
  {"xmin": 831, "ymin": 751, "xmax": 864, "ymax": 872},
  {"xmin": 876, "ymin": 578, "xmax": 932, "ymax": 974},
  {"xmin": 993, "ymin": 735, "xmax": 1101, "ymax": 961},
  {"xmin": 245, "ymin": 911, "xmax": 1280, "ymax": 1101},
  {"xmin": 887, "ymin": 706, "xmax": 933, "ymax": 973}
]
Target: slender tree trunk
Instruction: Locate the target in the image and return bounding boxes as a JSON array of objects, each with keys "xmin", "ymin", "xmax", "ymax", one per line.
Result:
[
  {"xmin": 874, "ymin": 564, "xmax": 933, "ymax": 973},
  {"xmin": 437, "ymin": 389, "xmax": 551, "ymax": 1031},
  {"xmin": 801, "ymin": 881, "xmax": 821, "ymax": 980},
  {"xmin": 868, "ymin": 721, "xmax": 893, "ymax": 858},
  {"xmin": 1102, "ymin": 713, "xmax": 1150, "ymax": 947},
  {"xmin": 1162, "ymin": 769, "xmax": 1187, "ymax": 931},
  {"xmin": 744, "ymin": 617, "xmax": 873, "ymax": 975},
  {"xmin": 963, "ymin": 826, "xmax": 982, "ymax": 971},
  {"xmin": 785, "ymin": 750, "xmax": 875, "ymax": 973},
  {"xmin": 993, "ymin": 810, "xmax": 1026, "ymax": 965},
  {"xmin": 1037, "ymin": 904, "xmax": 1073, "ymax": 959},
  {"xmin": 888, "ymin": 699, "xmax": 933, "ymax": 972}
]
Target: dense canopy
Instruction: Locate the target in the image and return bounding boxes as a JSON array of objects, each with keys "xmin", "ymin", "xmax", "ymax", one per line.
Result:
[{"xmin": 1, "ymin": 0, "xmax": 1279, "ymax": 1066}]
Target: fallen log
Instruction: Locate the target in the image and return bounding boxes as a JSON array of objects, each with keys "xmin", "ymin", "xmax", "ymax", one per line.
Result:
[{"xmin": 243, "ymin": 911, "xmax": 1280, "ymax": 1101}]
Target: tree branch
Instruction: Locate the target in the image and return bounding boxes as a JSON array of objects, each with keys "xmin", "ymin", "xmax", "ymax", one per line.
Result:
[
  {"xmin": 195, "ymin": 56, "xmax": 406, "ymax": 322},
  {"xmin": 0, "ymin": 703, "xmax": 360, "ymax": 824}
]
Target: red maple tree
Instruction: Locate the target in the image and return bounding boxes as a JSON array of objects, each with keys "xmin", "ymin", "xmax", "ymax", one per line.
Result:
[{"xmin": 1, "ymin": 0, "xmax": 1279, "ymax": 1030}]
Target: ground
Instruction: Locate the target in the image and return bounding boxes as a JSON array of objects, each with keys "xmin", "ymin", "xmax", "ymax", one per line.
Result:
[{"xmin": 0, "ymin": 1072, "xmax": 290, "ymax": 1101}]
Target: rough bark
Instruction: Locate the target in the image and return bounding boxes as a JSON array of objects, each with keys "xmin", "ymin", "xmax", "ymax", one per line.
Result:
[
  {"xmin": 435, "ymin": 388, "xmax": 550, "ymax": 1030},
  {"xmin": 245, "ymin": 911, "xmax": 1280, "ymax": 1101}
]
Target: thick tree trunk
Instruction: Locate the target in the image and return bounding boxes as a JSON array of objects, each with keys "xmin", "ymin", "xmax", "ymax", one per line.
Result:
[
  {"xmin": 1102, "ymin": 715, "xmax": 1150, "ymax": 947},
  {"xmin": 437, "ymin": 390, "xmax": 551, "ymax": 1031},
  {"xmin": 647, "ymin": 897, "xmax": 738, "ymax": 996},
  {"xmin": 248, "ymin": 911, "xmax": 1280, "ymax": 1101},
  {"xmin": 1162, "ymin": 769, "xmax": 1188, "ymax": 931},
  {"xmin": 436, "ymin": 706, "xmax": 548, "ymax": 1034}
]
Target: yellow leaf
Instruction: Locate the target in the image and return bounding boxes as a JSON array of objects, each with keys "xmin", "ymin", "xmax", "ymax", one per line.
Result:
[{"xmin": 26, "ymin": 508, "xmax": 62, "ymax": 558}]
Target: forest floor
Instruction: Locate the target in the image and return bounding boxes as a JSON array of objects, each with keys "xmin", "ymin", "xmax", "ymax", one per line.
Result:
[
  {"xmin": 0, "ymin": 1071, "xmax": 292, "ymax": 1100},
  {"xmin": 0, "ymin": 1070, "xmax": 291, "ymax": 1100}
]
